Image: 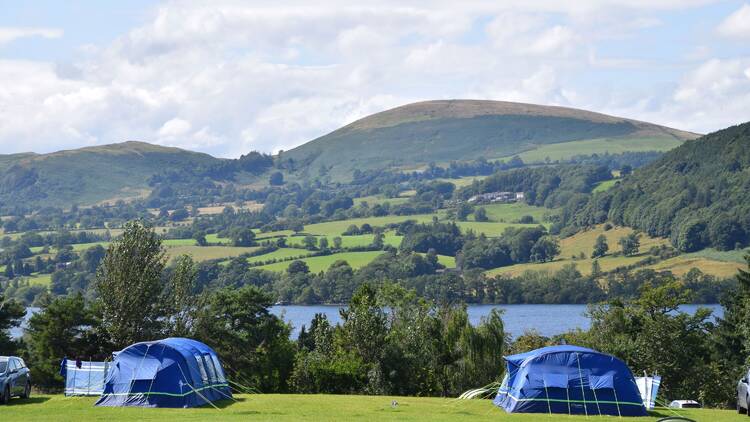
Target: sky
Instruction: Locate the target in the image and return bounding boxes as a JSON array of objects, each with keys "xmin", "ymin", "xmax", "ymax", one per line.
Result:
[{"xmin": 0, "ymin": 1, "xmax": 749, "ymax": 158}]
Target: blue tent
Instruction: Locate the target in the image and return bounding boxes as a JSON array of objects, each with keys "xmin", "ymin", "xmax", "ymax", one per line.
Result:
[
  {"xmin": 494, "ymin": 345, "xmax": 647, "ymax": 417},
  {"xmin": 95, "ymin": 338, "xmax": 231, "ymax": 408},
  {"xmin": 60, "ymin": 359, "xmax": 110, "ymax": 396}
]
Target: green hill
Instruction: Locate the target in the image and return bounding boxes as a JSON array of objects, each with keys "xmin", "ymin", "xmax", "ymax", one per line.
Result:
[
  {"xmin": 284, "ymin": 100, "xmax": 697, "ymax": 180},
  {"xmin": 565, "ymin": 121, "xmax": 750, "ymax": 252},
  {"xmin": 0, "ymin": 141, "xmax": 222, "ymax": 207}
]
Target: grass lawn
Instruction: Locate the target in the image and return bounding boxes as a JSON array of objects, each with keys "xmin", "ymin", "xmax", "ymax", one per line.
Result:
[
  {"xmin": 512, "ymin": 137, "xmax": 683, "ymax": 163},
  {"xmin": 163, "ymin": 238, "xmax": 197, "ymax": 247},
  {"xmin": 1, "ymin": 394, "xmax": 734, "ymax": 421},
  {"xmin": 435, "ymin": 176, "xmax": 487, "ymax": 188},
  {"xmin": 645, "ymin": 256, "xmax": 744, "ymax": 278},
  {"xmin": 257, "ymin": 251, "xmax": 386, "ymax": 273},
  {"xmin": 164, "ymin": 245, "xmax": 261, "ymax": 262}
]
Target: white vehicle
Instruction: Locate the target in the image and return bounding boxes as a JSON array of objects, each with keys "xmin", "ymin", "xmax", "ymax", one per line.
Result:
[{"xmin": 669, "ymin": 400, "xmax": 700, "ymax": 409}]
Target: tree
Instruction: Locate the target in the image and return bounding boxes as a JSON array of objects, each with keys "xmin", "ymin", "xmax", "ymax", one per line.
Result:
[
  {"xmin": 456, "ymin": 203, "xmax": 473, "ymax": 221},
  {"xmin": 24, "ymin": 294, "xmax": 108, "ymax": 390},
  {"xmin": 0, "ymin": 293, "xmax": 24, "ymax": 354},
  {"xmin": 618, "ymin": 233, "xmax": 640, "ymax": 256},
  {"xmin": 193, "ymin": 231, "xmax": 208, "ymax": 246},
  {"xmin": 288, "ymin": 260, "xmax": 310, "ymax": 275},
  {"xmin": 231, "ymin": 227, "xmax": 256, "ymax": 247},
  {"xmin": 95, "ymin": 220, "xmax": 166, "ymax": 348},
  {"xmin": 303, "ymin": 235, "xmax": 318, "ymax": 250},
  {"xmin": 332, "ymin": 237, "xmax": 342, "ymax": 250},
  {"xmin": 269, "ymin": 171, "xmax": 284, "ymax": 186},
  {"xmin": 318, "ymin": 237, "xmax": 329, "ymax": 251},
  {"xmin": 530, "ymin": 236, "xmax": 560, "ymax": 262},
  {"xmin": 474, "ymin": 207, "xmax": 489, "ymax": 222},
  {"xmin": 192, "ymin": 285, "xmax": 295, "ymax": 392},
  {"xmin": 591, "ymin": 259, "xmax": 602, "ymax": 277},
  {"xmin": 591, "ymin": 234, "xmax": 609, "ymax": 258},
  {"xmin": 167, "ymin": 255, "xmax": 197, "ymax": 338},
  {"xmin": 371, "ymin": 232, "xmax": 385, "ymax": 250}
]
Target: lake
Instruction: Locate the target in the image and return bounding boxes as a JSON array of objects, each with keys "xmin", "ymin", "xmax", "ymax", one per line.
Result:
[{"xmin": 13, "ymin": 304, "xmax": 723, "ymax": 340}]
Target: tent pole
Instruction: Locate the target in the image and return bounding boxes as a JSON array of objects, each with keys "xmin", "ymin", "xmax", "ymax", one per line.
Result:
[
  {"xmin": 575, "ymin": 353, "xmax": 589, "ymax": 418},
  {"xmin": 145, "ymin": 344, "xmax": 167, "ymax": 400},
  {"xmin": 87, "ymin": 357, "xmax": 92, "ymax": 396},
  {"xmin": 544, "ymin": 384, "xmax": 552, "ymax": 416},
  {"xmin": 613, "ymin": 387, "xmax": 622, "ymax": 417},
  {"xmin": 566, "ymin": 386, "xmax": 571, "ymax": 415},
  {"xmin": 128, "ymin": 344, "xmax": 152, "ymax": 403},
  {"xmin": 590, "ymin": 385, "xmax": 602, "ymax": 416}
]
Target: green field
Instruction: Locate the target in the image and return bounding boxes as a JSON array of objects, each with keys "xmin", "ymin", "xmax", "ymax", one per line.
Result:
[
  {"xmin": 513, "ymin": 137, "xmax": 683, "ymax": 163},
  {"xmin": 474, "ymin": 203, "xmax": 552, "ymax": 224},
  {"xmin": 257, "ymin": 251, "xmax": 386, "ymax": 273},
  {"xmin": 27, "ymin": 273, "xmax": 52, "ymax": 286},
  {"xmin": 592, "ymin": 179, "xmax": 619, "ymax": 193},
  {"xmin": 304, "ymin": 215, "xmax": 437, "ymax": 236},
  {"xmin": 164, "ymin": 246, "xmax": 261, "ymax": 262},
  {"xmin": 0, "ymin": 394, "xmax": 733, "ymax": 422},
  {"xmin": 353, "ymin": 195, "xmax": 410, "ymax": 206},
  {"xmin": 456, "ymin": 221, "xmax": 540, "ymax": 237},
  {"xmin": 246, "ymin": 248, "xmax": 313, "ymax": 265},
  {"xmin": 285, "ymin": 233, "xmax": 403, "ymax": 249}
]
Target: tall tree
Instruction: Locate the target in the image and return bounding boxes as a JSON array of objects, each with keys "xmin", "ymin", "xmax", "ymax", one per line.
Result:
[
  {"xmin": 0, "ymin": 294, "xmax": 24, "ymax": 354},
  {"xmin": 591, "ymin": 234, "xmax": 609, "ymax": 258},
  {"xmin": 95, "ymin": 220, "xmax": 166, "ymax": 348},
  {"xmin": 167, "ymin": 254, "xmax": 197, "ymax": 338},
  {"xmin": 618, "ymin": 233, "xmax": 640, "ymax": 256}
]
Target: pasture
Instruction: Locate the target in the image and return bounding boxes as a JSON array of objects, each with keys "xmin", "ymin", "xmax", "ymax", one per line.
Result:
[
  {"xmin": 512, "ymin": 136, "xmax": 683, "ymax": 163},
  {"xmin": 164, "ymin": 245, "xmax": 261, "ymax": 262},
  {"xmin": 0, "ymin": 394, "xmax": 732, "ymax": 422},
  {"xmin": 256, "ymin": 251, "xmax": 386, "ymax": 273}
]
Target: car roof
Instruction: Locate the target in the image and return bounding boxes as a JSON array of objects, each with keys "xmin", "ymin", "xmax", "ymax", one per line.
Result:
[{"xmin": 0, "ymin": 356, "xmax": 9, "ymax": 361}]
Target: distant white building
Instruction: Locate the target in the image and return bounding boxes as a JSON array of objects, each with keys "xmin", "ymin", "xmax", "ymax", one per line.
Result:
[{"xmin": 467, "ymin": 191, "xmax": 524, "ymax": 204}]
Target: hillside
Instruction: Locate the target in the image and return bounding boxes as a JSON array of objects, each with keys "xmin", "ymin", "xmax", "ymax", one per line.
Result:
[
  {"xmin": 284, "ymin": 100, "xmax": 698, "ymax": 179},
  {"xmin": 565, "ymin": 121, "xmax": 750, "ymax": 252},
  {"xmin": 0, "ymin": 141, "xmax": 221, "ymax": 207}
]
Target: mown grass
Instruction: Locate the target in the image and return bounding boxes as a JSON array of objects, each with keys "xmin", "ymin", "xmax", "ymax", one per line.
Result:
[
  {"xmin": 645, "ymin": 256, "xmax": 744, "ymax": 278},
  {"xmin": 513, "ymin": 136, "xmax": 683, "ymax": 163},
  {"xmin": 0, "ymin": 394, "xmax": 734, "ymax": 422}
]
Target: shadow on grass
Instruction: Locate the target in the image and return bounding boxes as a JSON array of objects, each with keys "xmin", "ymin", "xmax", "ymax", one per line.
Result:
[
  {"xmin": 7, "ymin": 396, "xmax": 51, "ymax": 406},
  {"xmin": 210, "ymin": 396, "xmax": 247, "ymax": 409}
]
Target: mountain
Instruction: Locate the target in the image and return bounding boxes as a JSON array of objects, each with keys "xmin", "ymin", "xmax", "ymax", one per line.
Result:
[
  {"xmin": 565, "ymin": 121, "xmax": 750, "ymax": 252},
  {"xmin": 284, "ymin": 100, "xmax": 698, "ymax": 180},
  {"xmin": 0, "ymin": 141, "xmax": 222, "ymax": 208}
]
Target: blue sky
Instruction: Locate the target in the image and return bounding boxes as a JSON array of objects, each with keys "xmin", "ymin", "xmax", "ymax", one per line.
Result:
[{"xmin": 0, "ymin": 0, "xmax": 749, "ymax": 157}]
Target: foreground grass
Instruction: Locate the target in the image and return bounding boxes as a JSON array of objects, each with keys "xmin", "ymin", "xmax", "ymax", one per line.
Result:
[{"xmin": 2, "ymin": 394, "xmax": 733, "ymax": 421}]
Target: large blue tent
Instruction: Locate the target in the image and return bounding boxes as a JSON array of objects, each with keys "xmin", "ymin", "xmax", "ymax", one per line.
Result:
[
  {"xmin": 494, "ymin": 345, "xmax": 647, "ymax": 417},
  {"xmin": 95, "ymin": 337, "xmax": 231, "ymax": 408}
]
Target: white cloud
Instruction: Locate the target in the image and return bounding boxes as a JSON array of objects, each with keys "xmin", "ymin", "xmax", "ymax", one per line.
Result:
[
  {"xmin": 158, "ymin": 118, "xmax": 192, "ymax": 137},
  {"xmin": 0, "ymin": 0, "xmax": 747, "ymax": 158},
  {"xmin": 0, "ymin": 27, "xmax": 62, "ymax": 45},
  {"xmin": 718, "ymin": 3, "xmax": 750, "ymax": 38}
]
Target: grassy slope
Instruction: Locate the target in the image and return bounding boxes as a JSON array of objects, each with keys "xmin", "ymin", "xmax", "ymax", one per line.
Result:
[
  {"xmin": 285, "ymin": 100, "xmax": 696, "ymax": 180},
  {"xmin": 487, "ymin": 225, "xmax": 670, "ymax": 277},
  {"xmin": 515, "ymin": 137, "xmax": 683, "ymax": 163},
  {"xmin": 2, "ymin": 394, "xmax": 732, "ymax": 422},
  {"xmin": 0, "ymin": 141, "xmax": 221, "ymax": 207}
]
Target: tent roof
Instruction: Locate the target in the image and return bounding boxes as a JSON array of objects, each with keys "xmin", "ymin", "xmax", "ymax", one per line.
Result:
[
  {"xmin": 505, "ymin": 345, "xmax": 600, "ymax": 365},
  {"xmin": 119, "ymin": 337, "xmax": 216, "ymax": 357}
]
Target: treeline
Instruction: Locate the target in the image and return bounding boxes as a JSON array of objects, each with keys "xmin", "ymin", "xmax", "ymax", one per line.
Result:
[
  {"xmin": 562, "ymin": 122, "xmax": 750, "ymax": 251},
  {"xmin": 1, "ymin": 220, "xmax": 748, "ymax": 408}
]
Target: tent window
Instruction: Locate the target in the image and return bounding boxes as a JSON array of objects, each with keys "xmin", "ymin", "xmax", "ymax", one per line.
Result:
[
  {"xmin": 194, "ymin": 355, "xmax": 209, "ymax": 383},
  {"xmin": 210, "ymin": 354, "xmax": 226, "ymax": 383},
  {"xmin": 203, "ymin": 355, "xmax": 217, "ymax": 383}
]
